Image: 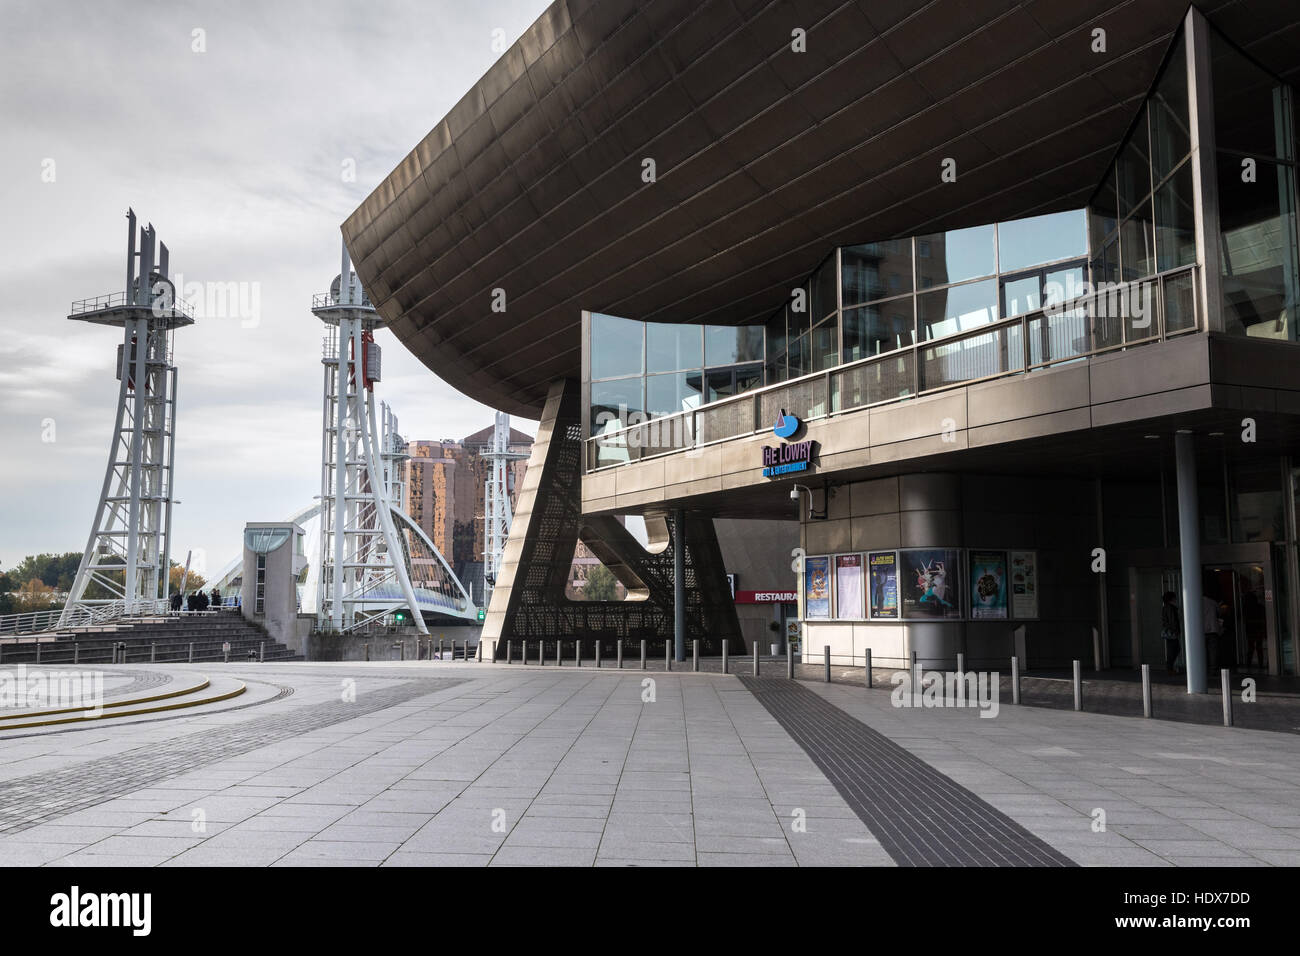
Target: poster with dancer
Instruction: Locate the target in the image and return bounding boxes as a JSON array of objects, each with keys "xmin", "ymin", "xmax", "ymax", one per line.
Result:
[
  {"xmin": 901, "ymin": 548, "xmax": 963, "ymax": 620},
  {"xmin": 835, "ymin": 554, "xmax": 864, "ymax": 619},
  {"xmin": 804, "ymin": 555, "xmax": 831, "ymax": 619},
  {"xmin": 969, "ymin": 550, "xmax": 1008, "ymax": 620},
  {"xmin": 868, "ymin": 551, "xmax": 898, "ymax": 619}
]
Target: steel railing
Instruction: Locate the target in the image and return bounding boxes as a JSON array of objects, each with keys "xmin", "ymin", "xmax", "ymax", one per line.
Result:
[
  {"xmin": 585, "ymin": 265, "xmax": 1200, "ymax": 472},
  {"xmin": 70, "ymin": 290, "xmax": 196, "ymax": 320}
]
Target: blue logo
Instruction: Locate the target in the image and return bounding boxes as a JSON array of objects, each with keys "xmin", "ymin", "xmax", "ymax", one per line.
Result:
[{"xmin": 773, "ymin": 410, "xmax": 799, "ymax": 439}]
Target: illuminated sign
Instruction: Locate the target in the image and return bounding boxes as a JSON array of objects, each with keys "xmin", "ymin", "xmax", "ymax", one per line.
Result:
[{"xmin": 761, "ymin": 440, "xmax": 814, "ymax": 477}]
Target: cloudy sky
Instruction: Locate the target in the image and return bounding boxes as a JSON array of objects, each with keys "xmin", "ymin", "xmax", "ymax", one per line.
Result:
[{"xmin": 0, "ymin": 0, "xmax": 549, "ymax": 577}]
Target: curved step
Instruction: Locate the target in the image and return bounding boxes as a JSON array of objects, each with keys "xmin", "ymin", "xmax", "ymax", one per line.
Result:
[
  {"xmin": 0, "ymin": 676, "xmax": 245, "ymax": 731},
  {"xmin": 0, "ymin": 676, "xmax": 211, "ymax": 721}
]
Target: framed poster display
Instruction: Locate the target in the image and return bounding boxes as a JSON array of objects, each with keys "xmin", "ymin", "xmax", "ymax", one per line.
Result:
[
  {"xmin": 1010, "ymin": 550, "xmax": 1039, "ymax": 619},
  {"xmin": 804, "ymin": 555, "xmax": 831, "ymax": 620},
  {"xmin": 834, "ymin": 554, "xmax": 864, "ymax": 619},
  {"xmin": 969, "ymin": 550, "xmax": 1008, "ymax": 620},
  {"xmin": 901, "ymin": 548, "xmax": 963, "ymax": 620},
  {"xmin": 868, "ymin": 551, "xmax": 899, "ymax": 619}
]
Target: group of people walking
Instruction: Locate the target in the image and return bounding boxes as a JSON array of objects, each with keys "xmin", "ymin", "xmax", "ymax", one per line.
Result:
[
  {"xmin": 1161, "ymin": 575, "xmax": 1265, "ymax": 676},
  {"xmin": 169, "ymin": 587, "xmax": 225, "ymax": 613}
]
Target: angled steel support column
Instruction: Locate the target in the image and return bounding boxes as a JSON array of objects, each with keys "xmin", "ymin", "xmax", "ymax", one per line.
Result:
[{"xmin": 483, "ymin": 379, "xmax": 741, "ymax": 657}]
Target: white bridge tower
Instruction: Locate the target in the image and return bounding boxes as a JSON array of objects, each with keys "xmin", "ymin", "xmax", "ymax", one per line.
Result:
[
  {"xmin": 314, "ymin": 239, "xmax": 428, "ymax": 635},
  {"xmin": 61, "ymin": 210, "xmax": 193, "ymax": 627},
  {"xmin": 482, "ymin": 411, "xmax": 526, "ymax": 603}
]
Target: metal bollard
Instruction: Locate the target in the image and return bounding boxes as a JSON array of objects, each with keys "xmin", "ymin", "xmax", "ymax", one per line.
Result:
[
  {"xmin": 36, "ymin": 641, "xmax": 41, "ymax": 664},
  {"xmin": 555, "ymin": 640, "xmax": 561, "ymax": 667},
  {"xmin": 476, "ymin": 641, "xmax": 483, "ymax": 662},
  {"xmin": 1011, "ymin": 655, "xmax": 1020, "ymax": 705},
  {"xmin": 722, "ymin": 639, "xmax": 728, "ymax": 675},
  {"xmin": 824, "ymin": 645, "xmax": 831, "ymax": 683},
  {"xmin": 538, "ymin": 640, "xmax": 544, "ymax": 666},
  {"xmin": 260, "ymin": 641, "xmax": 265, "ymax": 663},
  {"xmin": 73, "ymin": 642, "xmax": 79, "ymax": 665},
  {"xmin": 955, "ymin": 652, "xmax": 965, "ymax": 704},
  {"xmin": 439, "ymin": 639, "xmax": 445, "ymax": 659},
  {"xmin": 1141, "ymin": 663, "xmax": 1152, "ymax": 718},
  {"xmin": 595, "ymin": 641, "xmax": 602, "ymax": 668},
  {"xmin": 576, "ymin": 640, "xmax": 582, "ymax": 668},
  {"xmin": 752, "ymin": 641, "xmax": 759, "ymax": 677},
  {"xmin": 364, "ymin": 642, "xmax": 369, "ymax": 662},
  {"xmin": 693, "ymin": 640, "xmax": 699, "ymax": 672},
  {"xmin": 865, "ymin": 648, "xmax": 872, "ymax": 688},
  {"xmin": 1221, "ymin": 669, "xmax": 1233, "ymax": 727},
  {"xmin": 1072, "ymin": 659, "xmax": 1082, "ymax": 711},
  {"xmin": 401, "ymin": 641, "xmax": 406, "ymax": 662},
  {"xmin": 665, "ymin": 640, "xmax": 671, "ymax": 672},
  {"xmin": 786, "ymin": 642, "xmax": 794, "ymax": 679},
  {"xmin": 911, "ymin": 649, "xmax": 920, "ymax": 705},
  {"xmin": 640, "ymin": 639, "xmax": 647, "ymax": 670},
  {"xmin": 617, "ymin": 641, "xmax": 623, "ymax": 669},
  {"xmin": 151, "ymin": 643, "xmax": 156, "ymax": 663},
  {"xmin": 188, "ymin": 642, "xmax": 193, "ymax": 664}
]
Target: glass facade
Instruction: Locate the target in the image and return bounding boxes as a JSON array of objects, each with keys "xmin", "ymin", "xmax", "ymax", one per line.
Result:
[{"xmin": 587, "ymin": 314, "xmax": 765, "ymax": 438}]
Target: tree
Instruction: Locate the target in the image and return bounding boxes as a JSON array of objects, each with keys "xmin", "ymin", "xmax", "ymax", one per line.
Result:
[
  {"xmin": 583, "ymin": 563, "xmax": 619, "ymax": 601},
  {"xmin": 169, "ymin": 562, "xmax": 207, "ymax": 594},
  {"xmin": 12, "ymin": 579, "xmax": 60, "ymax": 613}
]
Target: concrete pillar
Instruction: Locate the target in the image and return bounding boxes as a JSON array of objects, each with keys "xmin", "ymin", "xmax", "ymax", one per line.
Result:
[
  {"xmin": 1175, "ymin": 430, "xmax": 1207, "ymax": 693},
  {"xmin": 673, "ymin": 508, "xmax": 686, "ymax": 662}
]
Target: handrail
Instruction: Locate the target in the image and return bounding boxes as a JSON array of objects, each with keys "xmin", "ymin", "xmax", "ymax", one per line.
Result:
[
  {"xmin": 70, "ymin": 290, "xmax": 196, "ymax": 320},
  {"xmin": 584, "ymin": 264, "xmax": 1200, "ymax": 472}
]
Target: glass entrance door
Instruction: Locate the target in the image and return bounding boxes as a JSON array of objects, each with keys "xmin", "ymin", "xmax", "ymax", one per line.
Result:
[{"xmin": 1204, "ymin": 562, "xmax": 1274, "ymax": 675}]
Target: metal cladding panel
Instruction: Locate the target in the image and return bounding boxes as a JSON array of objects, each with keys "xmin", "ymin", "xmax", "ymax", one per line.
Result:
[{"xmin": 343, "ymin": 0, "xmax": 1300, "ymax": 418}]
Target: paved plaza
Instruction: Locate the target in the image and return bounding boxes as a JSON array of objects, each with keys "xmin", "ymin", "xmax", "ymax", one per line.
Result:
[{"xmin": 0, "ymin": 661, "xmax": 1298, "ymax": 866}]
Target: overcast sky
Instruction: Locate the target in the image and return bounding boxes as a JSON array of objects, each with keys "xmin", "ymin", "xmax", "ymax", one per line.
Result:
[{"xmin": 0, "ymin": 0, "xmax": 549, "ymax": 577}]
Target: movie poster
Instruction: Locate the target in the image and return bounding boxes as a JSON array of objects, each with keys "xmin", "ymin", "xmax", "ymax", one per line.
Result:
[
  {"xmin": 835, "ymin": 554, "xmax": 864, "ymax": 619},
  {"xmin": 804, "ymin": 555, "xmax": 831, "ymax": 620},
  {"xmin": 868, "ymin": 551, "xmax": 898, "ymax": 619},
  {"xmin": 969, "ymin": 550, "xmax": 1008, "ymax": 620},
  {"xmin": 901, "ymin": 548, "xmax": 963, "ymax": 620},
  {"xmin": 1010, "ymin": 550, "xmax": 1038, "ymax": 619}
]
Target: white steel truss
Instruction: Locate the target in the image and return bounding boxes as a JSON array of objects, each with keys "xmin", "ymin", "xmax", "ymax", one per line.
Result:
[
  {"xmin": 482, "ymin": 411, "xmax": 526, "ymax": 604},
  {"xmin": 61, "ymin": 210, "xmax": 192, "ymax": 627},
  {"xmin": 314, "ymin": 240, "xmax": 429, "ymax": 634}
]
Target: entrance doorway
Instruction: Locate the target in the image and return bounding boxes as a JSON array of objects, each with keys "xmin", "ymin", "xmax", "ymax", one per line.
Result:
[{"xmin": 1203, "ymin": 563, "xmax": 1271, "ymax": 675}]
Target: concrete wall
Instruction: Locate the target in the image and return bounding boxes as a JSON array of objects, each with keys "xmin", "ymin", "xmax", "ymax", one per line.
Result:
[{"xmin": 307, "ymin": 624, "xmax": 482, "ymax": 661}]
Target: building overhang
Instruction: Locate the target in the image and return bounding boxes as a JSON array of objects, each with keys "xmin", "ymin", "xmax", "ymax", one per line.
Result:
[{"xmin": 343, "ymin": 0, "xmax": 1300, "ymax": 418}]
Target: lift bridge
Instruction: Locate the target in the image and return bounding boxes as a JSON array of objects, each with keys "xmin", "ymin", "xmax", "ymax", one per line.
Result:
[{"xmin": 0, "ymin": 225, "xmax": 486, "ymax": 637}]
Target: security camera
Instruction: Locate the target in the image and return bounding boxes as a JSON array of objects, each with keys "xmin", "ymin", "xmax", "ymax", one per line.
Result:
[{"xmin": 789, "ymin": 487, "xmax": 799, "ymax": 501}]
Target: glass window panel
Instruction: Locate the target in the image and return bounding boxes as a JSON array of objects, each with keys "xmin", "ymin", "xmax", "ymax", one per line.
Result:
[
  {"xmin": 787, "ymin": 334, "xmax": 808, "ymax": 379},
  {"xmin": 645, "ymin": 371, "xmax": 702, "ymax": 418},
  {"xmin": 1154, "ymin": 159, "xmax": 1197, "ymax": 272},
  {"xmin": 765, "ymin": 310, "xmax": 787, "ymax": 358},
  {"xmin": 1045, "ymin": 266, "xmax": 1085, "ymax": 308},
  {"xmin": 735, "ymin": 363, "xmax": 763, "ymax": 395},
  {"xmin": 1117, "ymin": 110, "xmax": 1152, "ymax": 217},
  {"xmin": 590, "ymin": 377, "xmax": 642, "ymax": 436},
  {"xmin": 915, "ymin": 224, "xmax": 995, "ymax": 288},
  {"xmin": 1150, "ymin": 38, "xmax": 1190, "ymax": 181},
  {"xmin": 645, "ymin": 323, "xmax": 701, "ymax": 372},
  {"xmin": 590, "ymin": 313, "xmax": 642, "ymax": 379},
  {"xmin": 1119, "ymin": 211, "xmax": 1155, "ymax": 281},
  {"xmin": 1091, "ymin": 238, "xmax": 1120, "ymax": 287},
  {"xmin": 764, "ymin": 354, "xmax": 786, "ymax": 385},
  {"xmin": 810, "ymin": 319, "xmax": 838, "ymax": 372},
  {"xmin": 704, "ymin": 325, "xmax": 764, "ymax": 366},
  {"xmin": 841, "ymin": 239, "xmax": 913, "ymax": 305},
  {"xmin": 1218, "ymin": 156, "xmax": 1300, "ymax": 340},
  {"xmin": 1001, "ymin": 275, "xmax": 1041, "ymax": 318},
  {"xmin": 1212, "ymin": 31, "xmax": 1290, "ymax": 159},
  {"xmin": 811, "ymin": 256, "xmax": 838, "ymax": 320},
  {"xmin": 842, "ymin": 301, "xmax": 914, "ymax": 362},
  {"xmin": 1089, "ymin": 175, "xmax": 1119, "ymax": 251},
  {"xmin": 917, "ymin": 278, "xmax": 997, "ymax": 341},
  {"xmin": 997, "ymin": 210, "xmax": 1087, "ymax": 271},
  {"xmin": 705, "ymin": 363, "xmax": 764, "ymax": 403},
  {"xmin": 1162, "ymin": 270, "xmax": 1198, "ymax": 333}
]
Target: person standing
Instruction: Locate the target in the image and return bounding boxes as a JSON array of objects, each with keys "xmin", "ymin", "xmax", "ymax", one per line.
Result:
[
  {"xmin": 1202, "ymin": 580, "xmax": 1222, "ymax": 676},
  {"xmin": 1160, "ymin": 591, "xmax": 1181, "ymax": 674}
]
